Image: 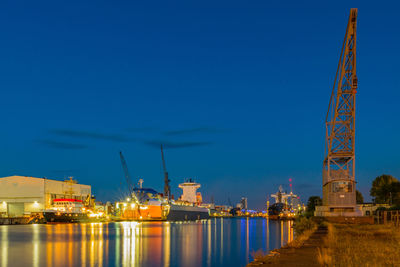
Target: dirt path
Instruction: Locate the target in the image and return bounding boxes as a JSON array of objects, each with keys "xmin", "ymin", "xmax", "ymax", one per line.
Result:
[{"xmin": 249, "ymin": 225, "xmax": 327, "ymax": 266}]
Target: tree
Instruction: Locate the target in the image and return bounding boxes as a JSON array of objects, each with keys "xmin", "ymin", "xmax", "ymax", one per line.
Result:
[
  {"xmin": 306, "ymin": 196, "xmax": 322, "ymax": 213},
  {"xmin": 370, "ymin": 174, "xmax": 400, "ymax": 205},
  {"xmin": 356, "ymin": 190, "xmax": 364, "ymax": 204}
]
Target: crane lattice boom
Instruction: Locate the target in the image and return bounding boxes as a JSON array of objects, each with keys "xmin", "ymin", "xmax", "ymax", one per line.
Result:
[
  {"xmin": 119, "ymin": 151, "xmax": 134, "ymax": 196},
  {"xmin": 323, "ymin": 8, "xmax": 358, "ymax": 210},
  {"xmin": 161, "ymin": 145, "xmax": 171, "ymax": 199}
]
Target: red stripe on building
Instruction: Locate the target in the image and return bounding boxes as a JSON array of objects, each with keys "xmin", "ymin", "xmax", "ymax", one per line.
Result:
[{"xmin": 53, "ymin": 199, "xmax": 83, "ymax": 203}]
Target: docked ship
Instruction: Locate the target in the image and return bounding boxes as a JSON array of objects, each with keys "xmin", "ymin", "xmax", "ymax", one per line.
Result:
[
  {"xmin": 166, "ymin": 179, "xmax": 209, "ymax": 220},
  {"xmin": 43, "ymin": 198, "xmax": 88, "ymax": 223},
  {"xmin": 118, "ymin": 148, "xmax": 210, "ymax": 221},
  {"xmin": 268, "ymin": 184, "xmax": 302, "ymax": 219},
  {"xmin": 119, "ymin": 179, "xmax": 210, "ymax": 221},
  {"xmin": 43, "ymin": 177, "xmax": 92, "ymax": 223}
]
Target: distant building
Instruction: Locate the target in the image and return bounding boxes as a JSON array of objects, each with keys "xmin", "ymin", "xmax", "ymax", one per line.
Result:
[
  {"xmin": 0, "ymin": 176, "xmax": 91, "ymax": 217},
  {"xmin": 240, "ymin": 197, "xmax": 248, "ymax": 210}
]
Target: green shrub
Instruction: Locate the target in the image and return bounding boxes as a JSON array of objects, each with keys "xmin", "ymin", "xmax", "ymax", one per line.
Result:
[
  {"xmin": 388, "ymin": 205, "xmax": 400, "ymax": 210},
  {"xmin": 293, "ymin": 216, "xmax": 316, "ymax": 235}
]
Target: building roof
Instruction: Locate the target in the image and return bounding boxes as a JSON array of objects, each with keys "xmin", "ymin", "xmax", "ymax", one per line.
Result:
[{"xmin": 0, "ymin": 175, "xmax": 90, "ymax": 187}]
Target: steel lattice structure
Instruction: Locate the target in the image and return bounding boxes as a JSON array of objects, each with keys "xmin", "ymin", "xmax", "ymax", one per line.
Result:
[{"xmin": 323, "ymin": 9, "xmax": 358, "ymax": 210}]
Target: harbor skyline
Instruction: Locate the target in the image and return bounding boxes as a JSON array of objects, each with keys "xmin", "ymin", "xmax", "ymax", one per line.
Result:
[{"xmin": 1, "ymin": 1, "xmax": 400, "ymax": 209}]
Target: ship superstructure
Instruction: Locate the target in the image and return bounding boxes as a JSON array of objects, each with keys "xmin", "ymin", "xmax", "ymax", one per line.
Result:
[{"xmin": 178, "ymin": 179, "xmax": 201, "ymax": 203}]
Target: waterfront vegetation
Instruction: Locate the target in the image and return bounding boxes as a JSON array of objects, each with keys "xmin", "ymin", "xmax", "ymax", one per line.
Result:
[
  {"xmin": 318, "ymin": 223, "xmax": 400, "ymax": 266},
  {"xmin": 287, "ymin": 217, "xmax": 317, "ymax": 248},
  {"xmin": 293, "ymin": 216, "xmax": 317, "ymax": 235}
]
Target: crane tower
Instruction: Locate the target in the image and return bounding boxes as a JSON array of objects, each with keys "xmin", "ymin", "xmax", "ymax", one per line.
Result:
[{"xmin": 317, "ymin": 8, "xmax": 361, "ymax": 216}]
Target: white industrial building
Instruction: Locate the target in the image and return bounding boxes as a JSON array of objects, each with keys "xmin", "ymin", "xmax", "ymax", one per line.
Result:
[{"xmin": 0, "ymin": 176, "xmax": 91, "ymax": 217}]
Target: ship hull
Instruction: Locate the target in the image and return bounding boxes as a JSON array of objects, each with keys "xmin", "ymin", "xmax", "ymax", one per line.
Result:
[
  {"xmin": 122, "ymin": 204, "xmax": 164, "ymax": 221},
  {"xmin": 43, "ymin": 212, "xmax": 88, "ymax": 223},
  {"xmin": 166, "ymin": 205, "xmax": 209, "ymax": 221}
]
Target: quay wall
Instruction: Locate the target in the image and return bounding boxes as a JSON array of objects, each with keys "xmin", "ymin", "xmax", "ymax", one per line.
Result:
[{"xmin": 315, "ymin": 216, "xmax": 374, "ymax": 224}]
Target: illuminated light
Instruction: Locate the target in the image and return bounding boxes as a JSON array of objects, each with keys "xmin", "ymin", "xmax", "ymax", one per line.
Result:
[
  {"xmin": 139, "ymin": 206, "xmax": 148, "ymax": 210},
  {"xmin": 123, "ymin": 203, "xmax": 127, "ymax": 207},
  {"xmin": 126, "ymin": 198, "xmax": 130, "ymax": 202},
  {"xmin": 88, "ymin": 211, "xmax": 104, "ymax": 218},
  {"xmin": 33, "ymin": 201, "xmax": 39, "ymax": 207},
  {"xmin": 116, "ymin": 203, "xmax": 119, "ymax": 208},
  {"xmin": 130, "ymin": 203, "xmax": 136, "ymax": 208},
  {"xmin": 2, "ymin": 201, "xmax": 6, "ymax": 206}
]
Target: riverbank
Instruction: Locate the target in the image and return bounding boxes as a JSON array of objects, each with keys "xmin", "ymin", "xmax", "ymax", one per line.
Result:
[
  {"xmin": 249, "ymin": 221, "xmax": 400, "ymax": 266},
  {"xmin": 248, "ymin": 223, "xmax": 326, "ymax": 266}
]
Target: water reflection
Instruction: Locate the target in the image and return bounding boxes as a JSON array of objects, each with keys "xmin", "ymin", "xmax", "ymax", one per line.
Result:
[
  {"xmin": 33, "ymin": 224, "xmax": 39, "ymax": 267},
  {"xmin": 1, "ymin": 226, "xmax": 7, "ymax": 267},
  {"xmin": 0, "ymin": 218, "xmax": 293, "ymax": 267},
  {"xmin": 163, "ymin": 222, "xmax": 171, "ymax": 267}
]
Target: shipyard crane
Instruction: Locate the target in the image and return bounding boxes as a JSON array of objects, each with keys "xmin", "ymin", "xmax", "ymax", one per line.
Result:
[
  {"xmin": 322, "ymin": 8, "xmax": 358, "ymax": 212},
  {"xmin": 161, "ymin": 145, "xmax": 171, "ymax": 199},
  {"xmin": 119, "ymin": 151, "xmax": 134, "ymax": 197}
]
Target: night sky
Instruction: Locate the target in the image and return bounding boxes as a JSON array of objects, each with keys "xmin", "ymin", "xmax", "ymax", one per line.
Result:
[{"xmin": 1, "ymin": 1, "xmax": 399, "ymax": 209}]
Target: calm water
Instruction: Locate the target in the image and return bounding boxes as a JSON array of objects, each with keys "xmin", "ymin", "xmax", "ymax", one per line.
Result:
[{"xmin": 0, "ymin": 218, "xmax": 293, "ymax": 267}]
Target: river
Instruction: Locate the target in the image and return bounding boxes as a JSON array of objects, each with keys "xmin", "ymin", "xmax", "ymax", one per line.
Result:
[{"xmin": 0, "ymin": 218, "xmax": 293, "ymax": 267}]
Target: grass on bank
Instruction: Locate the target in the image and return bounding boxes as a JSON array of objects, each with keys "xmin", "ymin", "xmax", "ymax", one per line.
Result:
[
  {"xmin": 289, "ymin": 216, "xmax": 318, "ymax": 248},
  {"xmin": 318, "ymin": 223, "xmax": 400, "ymax": 266}
]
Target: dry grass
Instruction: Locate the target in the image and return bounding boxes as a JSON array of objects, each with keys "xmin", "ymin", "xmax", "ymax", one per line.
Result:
[
  {"xmin": 250, "ymin": 249, "xmax": 268, "ymax": 261},
  {"xmin": 318, "ymin": 223, "xmax": 400, "ymax": 267},
  {"xmin": 286, "ymin": 226, "xmax": 317, "ymax": 248}
]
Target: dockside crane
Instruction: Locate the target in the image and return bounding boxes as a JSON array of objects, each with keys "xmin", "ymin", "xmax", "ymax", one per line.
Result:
[
  {"xmin": 161, "ymin": 145, "xmax": 171, "ymax": 199},
  {"xmin": 322, "ymin": 8, "xmax": 358, "ymax": 212},
  {"xmin": 119, "ymin": 151, "xmax": 134, "ymax": 197}
]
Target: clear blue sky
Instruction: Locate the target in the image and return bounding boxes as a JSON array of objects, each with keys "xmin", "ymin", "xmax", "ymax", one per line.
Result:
[{"xmin": 0, "ymin": 1, "xmax": 399, "ymax": 209}]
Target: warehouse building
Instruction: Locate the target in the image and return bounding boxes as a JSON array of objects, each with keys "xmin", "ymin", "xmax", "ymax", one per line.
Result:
[{"xmin": 0, "ymin": 175, "xmax": 91, "ymax": 217}]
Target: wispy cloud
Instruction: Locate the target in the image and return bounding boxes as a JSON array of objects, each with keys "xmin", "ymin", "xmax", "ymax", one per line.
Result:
[
  {"xmin": 37, "ymin": 140, "xmax": 89, "ymax": 150},
  {"xmin": 163, "ymin": 127, "xmax": 225, "ymax": 136},
  {"xmin": 49, "ymin": 129, "xmax": 130, "ymax": 142},
  {"xmin": 271, "ymin": 182, "xmax": 316, "ymax": 192},
  {"xmin": 124, "ymin": 127, "xmax": 158, "ymax": 133},
  {"xmin": 50, "ymin": 169, "xmax": 79, "ymax": 174},
  {"xmin": 143, "ymin": 140, "xmax": 213, "ymax": 149},
  {"xmin": 296, "ymin": 183, "xmax": 317, "ymax": 189}
]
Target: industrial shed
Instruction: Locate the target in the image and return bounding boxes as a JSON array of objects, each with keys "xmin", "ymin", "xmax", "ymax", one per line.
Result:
[{"xmin": 0, "ymin": 176, "xmax": 91, "ymax": 217}]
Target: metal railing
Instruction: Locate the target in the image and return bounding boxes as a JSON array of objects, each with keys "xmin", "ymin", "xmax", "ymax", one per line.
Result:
[{"xmin": 376, "ymin": 210, "xmax": 400, "ymax": 226}]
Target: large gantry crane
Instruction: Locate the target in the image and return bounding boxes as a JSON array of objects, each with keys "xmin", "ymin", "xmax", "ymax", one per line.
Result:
[
  {"xmin": 119, "ymin": 151, "xmax": 136, "ymax": 200},
  {"xmin": 161, "ymin": 145, "xmax": 171, "ymax": 199},
  {"xmin": 320, "ymin": 8, "xmax": 359, "ymax": 216}
]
